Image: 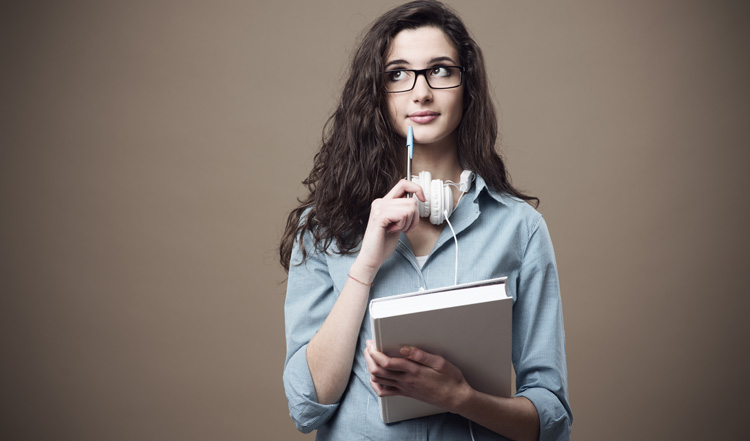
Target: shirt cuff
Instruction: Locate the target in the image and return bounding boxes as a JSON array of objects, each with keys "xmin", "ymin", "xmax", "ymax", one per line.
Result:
[
  {"xmin": 283, "ymin": 344, "xmax": 340, "ymax": 433},
  {"xmin": 516, "ymin": 387, "xmax": 572, "ymax": 441}
]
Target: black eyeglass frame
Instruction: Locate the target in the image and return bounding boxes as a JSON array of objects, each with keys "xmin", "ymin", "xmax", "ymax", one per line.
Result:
[{"xmin": 382, "ymin": 66, "xmax": 466, "ymax": 93}]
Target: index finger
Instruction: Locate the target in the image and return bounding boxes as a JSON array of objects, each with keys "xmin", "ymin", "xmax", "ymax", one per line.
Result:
[
  {"xmin": 368, "ymin": 347, "xmax": 415, "ymax": 373},
  {"xmin": 385, "ymin": 179, "xmax": 425, "ymax": 202},
  {"xmin": 400, "ymin": 346, "xmax": 447, "ymax": 371}
]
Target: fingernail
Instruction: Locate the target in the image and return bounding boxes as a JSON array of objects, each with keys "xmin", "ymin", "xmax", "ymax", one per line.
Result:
[{"xmin": 400, "ymin": 346, "xmax": 413, "ymax": 356}]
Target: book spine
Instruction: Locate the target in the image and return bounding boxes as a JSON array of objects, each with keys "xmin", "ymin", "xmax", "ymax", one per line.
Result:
[
  {"xmin": 380, "ymin": 398, "xmax": 390, "ymax": 424},
  {"xmin": 369, "ymin": 312, "xmax": 389, "ymax": 422},
  {"xmin": 371, "ymin": 319, "xmax": 382, "ymax": 352}
]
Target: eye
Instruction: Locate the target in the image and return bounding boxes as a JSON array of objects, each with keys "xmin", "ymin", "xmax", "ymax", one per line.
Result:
[
  {"xmin": 388, "ymin": 70, "xmax": 408, "ymax": 82},
  {"xmin": 429, "ymin": 67, "xmax": 452, "ymax": 78}
]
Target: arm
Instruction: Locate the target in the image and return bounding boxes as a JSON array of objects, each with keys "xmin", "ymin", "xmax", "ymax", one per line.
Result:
[
  {"xmin": 283, "ymin": 180, "xmax": 426, "ymax": 433},
  {"xmin": 304, "ymin": 263, "xmax": 375, "ymax": 405},
  {"xmin": 305, "ymin": 179, "xmax": 424, "ymax": 404},
  {"xmin": 282, "ymin": 229, "xmax": 341, "ymax": 432},
  {"xmin": 512, "ymin": 216, "xmax": 572, "ymax": 439}
]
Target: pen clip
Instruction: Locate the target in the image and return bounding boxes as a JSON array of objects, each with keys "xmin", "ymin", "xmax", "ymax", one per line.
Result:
[{"xmin": 407, "ymin": 125, "xmax": 413, "ymax": 161}]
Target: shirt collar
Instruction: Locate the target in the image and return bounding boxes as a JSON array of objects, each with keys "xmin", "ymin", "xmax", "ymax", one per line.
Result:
[{"xmin": 471, "ymin": 173, "xmax": 508, "ymax": 206}]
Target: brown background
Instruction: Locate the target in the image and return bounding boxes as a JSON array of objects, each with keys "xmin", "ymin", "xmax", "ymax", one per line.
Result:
[{"xmin": 2, "ymin": 1, "xmax": 748, "ymax": 440}]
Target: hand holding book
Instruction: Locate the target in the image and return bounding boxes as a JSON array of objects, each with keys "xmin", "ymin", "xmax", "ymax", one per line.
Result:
[{"xmin": 364, "ymin": 340, "xmax": 473, "ymax": 414}]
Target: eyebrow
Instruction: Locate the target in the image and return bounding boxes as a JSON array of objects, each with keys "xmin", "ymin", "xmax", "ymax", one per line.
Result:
[{"xmin": 384, "ymin": 56, "xmax": 457, "ymax": 69}]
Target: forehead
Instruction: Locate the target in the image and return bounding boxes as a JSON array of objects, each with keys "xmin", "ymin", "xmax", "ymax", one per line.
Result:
[{"xmin": 385, "ymin": 26, "xmax": 458, "ymax": 66}]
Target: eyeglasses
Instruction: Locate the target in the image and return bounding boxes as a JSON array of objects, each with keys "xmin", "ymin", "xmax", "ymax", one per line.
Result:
[{"xmin": 382, "ymin": 66, "xmax": 465, "ymax": 93}]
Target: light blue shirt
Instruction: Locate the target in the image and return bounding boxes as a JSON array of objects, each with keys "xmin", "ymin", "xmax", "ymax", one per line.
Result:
[{"xmin": 283, "ymin": 175, "xmax": 572, "ymax": 440}]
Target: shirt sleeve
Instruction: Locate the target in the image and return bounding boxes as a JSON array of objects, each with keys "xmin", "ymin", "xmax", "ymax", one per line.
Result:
[
  {"xmin": 282, "ymin": 231, "xmax": 340, "ymax": 433},
  {"xmin": 512, "ymin": 215, "xmax": 573, "ymax": 441}
]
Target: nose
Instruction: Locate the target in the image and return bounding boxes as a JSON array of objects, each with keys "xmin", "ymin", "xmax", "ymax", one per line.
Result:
[{"xmin": 411, "ymin": 72, "xmax": 433, "ymax": 103}]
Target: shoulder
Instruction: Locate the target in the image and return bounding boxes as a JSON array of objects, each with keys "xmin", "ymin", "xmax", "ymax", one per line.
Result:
[
  {"xmin": 291, "ymin": 207, "xmax": 347, "ymax": 265},
  {"xmin": 474, "ymin": 174, "xmax": 544, "ymax": 239}
]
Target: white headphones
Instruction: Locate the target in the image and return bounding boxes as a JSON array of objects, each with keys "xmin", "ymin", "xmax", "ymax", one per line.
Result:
[{"xmin": 411, "ymin": 170, "xmax": 475, "ymax": 225}]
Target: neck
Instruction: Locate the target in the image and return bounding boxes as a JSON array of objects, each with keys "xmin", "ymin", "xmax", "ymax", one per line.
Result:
[{"xmin": 411, "ymin": 133, "xmax": 463, "ymax": 182}]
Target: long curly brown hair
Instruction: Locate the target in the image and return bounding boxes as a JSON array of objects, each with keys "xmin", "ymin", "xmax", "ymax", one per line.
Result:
[{"xmin": 279, "ymin": 0, "xmax": 538, "ymax": 272}]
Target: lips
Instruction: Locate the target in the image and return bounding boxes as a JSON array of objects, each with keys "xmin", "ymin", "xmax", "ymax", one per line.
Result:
[{"xmin": 408, "ymin": 110, "xmax": 439, "ymax": 124}]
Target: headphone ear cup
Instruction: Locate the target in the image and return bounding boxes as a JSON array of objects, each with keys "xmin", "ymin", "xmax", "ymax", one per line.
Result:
[
  {"xmin": 443, "ymin": 183, "xmax": 454, "ymax": 219},
  {"xmin": 430, "ymin": 179, "xmax": 444, "ymax": 225},
  {"xmin": 413, "ymin": 171, "xmax": 431, "ymax": 218}
]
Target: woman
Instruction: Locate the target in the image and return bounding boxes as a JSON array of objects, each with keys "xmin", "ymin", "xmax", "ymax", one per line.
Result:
[{"xmin": 280, "ymin": 1, "xmax": 572, "ymax": 440}]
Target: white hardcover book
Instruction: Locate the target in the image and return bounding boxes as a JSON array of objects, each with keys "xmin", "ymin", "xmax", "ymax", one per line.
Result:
[{"xmin": 368, "ymin": 277, "xmax": 512, "ymax": 424}]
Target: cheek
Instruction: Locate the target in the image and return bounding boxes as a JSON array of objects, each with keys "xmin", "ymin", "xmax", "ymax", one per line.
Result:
[
  {"xmin": 452, "ymin": 90, "xmax": 464, "ymax": 113},
  {"xmin": 449, "ymin": 94, "xmax": 464, "ymax": 127},
  {"xmin": 387, "ymin": 96, "xmax": 400, "ymax": 121},
  {"xmin": 387, "ymin": 97, "xmax": 406, "ymax": 135}
]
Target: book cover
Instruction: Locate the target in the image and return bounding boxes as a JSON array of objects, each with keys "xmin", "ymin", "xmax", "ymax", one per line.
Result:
[{"xmin": 368, "ymin": 277, "xmax": 512, "ymax": 424}]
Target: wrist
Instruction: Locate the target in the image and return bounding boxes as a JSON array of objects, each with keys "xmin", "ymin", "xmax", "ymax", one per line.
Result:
[
  {"xmin": 451, "ymin": 383, "xmax": 477, "ymax": 415},
  {"xmin": 349, "ymin": 260, "xmax": 378, "ymax": 287}
]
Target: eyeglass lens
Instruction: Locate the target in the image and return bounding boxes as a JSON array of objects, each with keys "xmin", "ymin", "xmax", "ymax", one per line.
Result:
[{"xmin": 384, "ymin": 67, "xmax": 462, "ymax": 93}]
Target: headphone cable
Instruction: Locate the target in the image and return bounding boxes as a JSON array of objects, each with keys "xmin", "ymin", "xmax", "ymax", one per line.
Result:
[{"xmin": 443, "ymin": 210, "xmax": 458, "ymax": 286}]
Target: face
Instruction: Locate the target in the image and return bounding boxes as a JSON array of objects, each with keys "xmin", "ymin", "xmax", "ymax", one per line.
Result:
[{"xmin": 384, "ymin": 26, "xmax": 464, "ymax": 148}]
